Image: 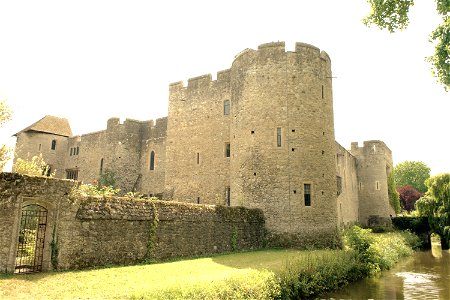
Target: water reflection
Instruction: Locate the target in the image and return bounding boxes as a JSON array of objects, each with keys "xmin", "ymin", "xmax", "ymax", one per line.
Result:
[{"xmin": 321, "ymin": 246, "xmax": 450, "ymax": 300}]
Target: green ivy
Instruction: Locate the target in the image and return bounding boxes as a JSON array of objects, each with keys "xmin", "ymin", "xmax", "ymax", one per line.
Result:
[
  {"xmin": 387, "ymin": 172, "xmax": 401, "ymax": 213},
  {"xmin": 50, "ymin": 224, "xmax": 59, "ymax": 270},
  {"xmin": 146, "ymin": 201, "xmax": 159, "ymax": 261}
]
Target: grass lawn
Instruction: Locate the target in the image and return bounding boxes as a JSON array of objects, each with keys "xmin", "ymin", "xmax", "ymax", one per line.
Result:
[{"xmin": 0, "ymin": 249, "xmax": 331, "ymax": 299}]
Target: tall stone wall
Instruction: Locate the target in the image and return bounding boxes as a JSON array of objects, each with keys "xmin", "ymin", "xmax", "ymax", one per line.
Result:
[
  {"xmin": 229, "ymin": 42, "xmax": 337, "ymax": 246},
  {"xmin": 64, "ymin": 118, "xmax": 148, "ymax": 193},
  {"xmin": 350, "ymin": 141, "xmax": 395, "ymax": 225},
  {"xmin": 336, "ymin": 142, "xmax": 359, "ymax": 226},
  {"xmin": 166, "ymin": 70, "xmax": 232, "ymax": 204},
  {"xmin": 0, "ymin": 173, "xmax": 264, "ymax": 273},
  {"xmin": 139, "ymin": 117, "xmax": 167, "ymax": 197}
]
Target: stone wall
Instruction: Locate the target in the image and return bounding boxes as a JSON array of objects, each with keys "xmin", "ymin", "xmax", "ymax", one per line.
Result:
[
  {"xmin": 350, "ymin": 141, "xmax": 395, "ymax": 225},
  {"xmin": 0, "ymin": 172, "xmax": 77, "ymax": 273},
  {"xmin": 336, "ymin": 142, "xmax": 359, "ymax": 227},
  {"xmin": 14, "ymin": 131, "xmax": 69, "ymax": 178},
  {"xmin": 0, "ymin": 173, "xmax": 265, "ymax": 273}
]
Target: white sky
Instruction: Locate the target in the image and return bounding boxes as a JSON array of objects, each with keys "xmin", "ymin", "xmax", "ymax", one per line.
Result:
[{"xmin": 0, "ymin": 0, "xmax": 448, "ymax": 175}]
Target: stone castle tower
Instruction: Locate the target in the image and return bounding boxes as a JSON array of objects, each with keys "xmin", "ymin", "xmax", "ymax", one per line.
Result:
[{"xmin": 12, "ymin": 42, "xmax": 395, "ymax": 247}]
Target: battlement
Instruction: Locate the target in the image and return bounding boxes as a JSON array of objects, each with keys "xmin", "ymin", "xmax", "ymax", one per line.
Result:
[
  {"xmin": 169, "ymin": 69, "xmax": 231, "ymax": 92},
  {"xmin": 350, "ymin": 140, "xmax": 392, "ymax": 158}
]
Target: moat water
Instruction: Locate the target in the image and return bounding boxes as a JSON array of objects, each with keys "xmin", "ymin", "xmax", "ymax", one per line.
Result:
[{"xmin": 321, "ymin": 244, "xmax": 450, "ymax": 300}]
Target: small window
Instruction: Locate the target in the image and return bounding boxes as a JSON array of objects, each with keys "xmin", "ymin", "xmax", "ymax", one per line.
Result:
[
  {"xmin": 359, "ymin": 182, "xmax": 362, "ymax": 191},
  {"xmin": 51, "ymin": 139, "xmax": 57, "ymax": 150},
  {"xmin": 70, "ymin": 148, "xmax": 73, "ymax": 156},
  {"xmin": 292, "ymin": 129, "xmax": 295, "ymax": 133},
  {"xmin": 304, "ymin": 184, "xmax": 311, "ymax": 206},
  {"xmin": 150, "ymin": 151, "xmax": 155, "ymax": 170},
  {"xmin": 38, "ymin": 144, "xmax": 41, "ymax": 151},
  {"xmin": 276, "ymin": 127, "xmax": 282, "ymax": 147},
  {"xmin": 225, "ymin": 187, "xmax": 231, "ymax": 207},
  {"xmin": 321, "ymin": 85, "xmax": 324, "ymax": 99},
  {"xmin": 224, "ymin": 100, "xmax": 230, "ymax": 115},
  {"xmin": 76, "ymin": 146, "xmax": 79, "ymax": 155},
  {"xmin": 225, "ymin": 143, "xmax": 231, "ymax": 158},
  {"xmin": 197, "ymin": 152, "xmax": 200, "ymax": 165},
  {"xmin": 66, "ymin": 169, "xmax": 79, "ymax": 180},
  {"xmin": 376, "ymin": 181, "xmax": 380, "ymax": 190},
  {"xmin": 197, "ymin": 197, "xmax": 200, "ymax": 204},
  {"xmin": 251, "ymin": 130, "xmax": 255, "ymax": 134}
]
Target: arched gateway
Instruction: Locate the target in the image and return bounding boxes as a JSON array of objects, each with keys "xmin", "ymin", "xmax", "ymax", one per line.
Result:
[{"xmin": 15, "ymin": 204, "xmax": 48, "ymax": 274}]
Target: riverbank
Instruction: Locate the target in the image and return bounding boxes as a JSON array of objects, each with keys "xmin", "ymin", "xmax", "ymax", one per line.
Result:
[{"xmin": 0, "ymin": 227, "xmax": 419, "ymax": 299}]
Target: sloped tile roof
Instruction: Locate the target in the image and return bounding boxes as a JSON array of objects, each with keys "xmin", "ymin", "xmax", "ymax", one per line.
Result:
[{"xmin": 15, "ymin": 115, "xmax": 72, "ymax": 137}]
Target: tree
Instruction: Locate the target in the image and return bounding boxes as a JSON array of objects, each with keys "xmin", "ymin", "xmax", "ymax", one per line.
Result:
[
  {"xmin": 13, "ymin": 154, "xmax": 54, "ymax": 177},
  {"xmin": 397, "ymin": 185, "xmax": 423, "ymax": 212},
  {"xmin": 363, "ymin": 0, "xmax": 450, "ymax": 90},
  {"xmin": 0, "ymin": 98, "xmax": 12, "ymax": 170},
  {"xmin": 393, "ymin": 161, "xmax": 431, "ymax": 193},
  {"xmin": 416, "ymin": 173, "xmax": 450, "ymax": 249}
]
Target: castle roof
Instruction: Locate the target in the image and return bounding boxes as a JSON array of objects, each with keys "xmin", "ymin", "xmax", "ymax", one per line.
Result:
[{"xmin": 15, "ymin": 115, "xmax": 72, "ymax": 137}]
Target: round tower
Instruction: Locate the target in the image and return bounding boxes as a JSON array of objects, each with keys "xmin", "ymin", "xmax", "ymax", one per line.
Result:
[{"xmin": 229, "ymin": 42, "xmax": 337, "ymax": 246}]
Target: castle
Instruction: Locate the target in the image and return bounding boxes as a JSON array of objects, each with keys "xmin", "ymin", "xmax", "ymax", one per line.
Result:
[{"xmin": 13, "ymin": 42, "xmax": 395, "ymax": 245}]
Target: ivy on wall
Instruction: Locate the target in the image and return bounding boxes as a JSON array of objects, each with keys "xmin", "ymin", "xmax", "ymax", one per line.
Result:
[
  {"xmin": 146, "ymin": 201, "xmax": 159, "ymax": 261},
  {"xmin": 387, "ymin": 172, "xmax": 401, "ymax": 213}
]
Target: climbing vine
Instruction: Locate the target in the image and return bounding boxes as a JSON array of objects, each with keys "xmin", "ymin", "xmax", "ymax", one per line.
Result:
[
  {"xmin": 388, "ymin": 172, "xmax": 401, "ymax": 213},
  {"xmin": 146, "ymin": 200, "xmax": 159, "ymax": 261},
  {"xmin": 50, "ymin": 223, "xmax": 59, "ymax": 270}
]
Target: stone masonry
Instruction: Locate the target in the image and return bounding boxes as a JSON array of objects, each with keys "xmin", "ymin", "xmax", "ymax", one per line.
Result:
[{"xmin": 12, "ymin": 41, "xmax": 396, "ymax": 247}]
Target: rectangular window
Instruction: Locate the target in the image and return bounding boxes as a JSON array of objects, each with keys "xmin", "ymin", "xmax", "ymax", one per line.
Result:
[
  {"xmin": 66, "ymin": 169, "xmax": 79, "ymax": 180},
  {"xmin": 38, "ymin": 144, "xmax": 41, "ymax": 151},
  {"xmin": 225, "ymin": 186, "xmax": 231, "ymax": 207},
  {"xmin": 197, "ymin": 152, "xmax": 200, "ymax": 164},
  {"xmin": 376, "ymin": 181, "xmax": 380, "ymax": 190},
  {"xmin": 70, "ymin": 148, "xmax": 73, "ymax": 156},
  {"xmin": 224, "ymin": 100, "xmax": 230, "ymax": 115},
  {"xmin": 321, "ymin": 85, "xmax": 324, "ymax": 99},
  {"xmin": 225, "ymin": 143, "xmax": 231, "ymax": 158},
  {"xmin": 76, "ymin": 146, "xmax": 79, "ymax": 155},
  {"xmin": 51, "ymin": 139, "xmax": 56, "ymax": 150},
  {"xmin": 197, "ymin": 197, "xmax": 200, "ymax": 204},
  {"xmin": 276, "ymin": 127, "xmax": 282, "ymax": 147},
  {"xmin": 304, "ymin": 184, "xmax": 311, "ymax": 206}
]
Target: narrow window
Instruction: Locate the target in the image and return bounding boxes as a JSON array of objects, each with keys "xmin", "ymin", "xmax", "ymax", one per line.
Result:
[
  {"xmin": 100, "ymin": 158, "xmax": 104, "ymax": 175},
  {"xmin": 197, "ymin": 152, "xmax": 200, "ymax": 164},
  {"xmin": 304, "ymin": 184, "xmax": 311, "ymax": 206},
  {"xmin": 76, "ymin": 146, "xmax": 79, "ymax": 155},
  {"xmin": 51, "ymin": 139, "xmax": 57, "ymax": 150},
  {"xmin": 197, "ymin": 197, "xmax": 200, "ymax": 204},
  {"xmin": 359, "ymin": 182, "xmax": 362, "ymax": 191},
  {"xmin": 321, "ymin": 85, "xmax": 324, "ymax": 99},
  {"xmin": 376, "ymin": 181, "xmax": 380, "ymax": 190},
  {"xmin": 225, "ymin": 143, "xmax": 231, "ymax": 158},
  {"xmin": 70, "ymin": 148, "xmax": 73, "ymax": 156},
  {"xmin": 38, "ymin": 144, "xmax": 41, "ymax": 151},
  {"xmin": 276, "ymin": 127, "xmax": 282, "ymax": 147},
  {"xmin": 150, "ymin": 151, "xmax": 155, "ymax": 170},
  {"xmin": 224, "ymin": 100, "xmax": 230, "ymax": 115},
  {"xmin": 225, "ymin": 187, "xmax": 231, "ymax": 207}
]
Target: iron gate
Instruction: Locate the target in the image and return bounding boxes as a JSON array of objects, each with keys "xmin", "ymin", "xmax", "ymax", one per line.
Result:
[{"xmin": 15, "ymin": 204, "xmax": 48, "ymax": 274}]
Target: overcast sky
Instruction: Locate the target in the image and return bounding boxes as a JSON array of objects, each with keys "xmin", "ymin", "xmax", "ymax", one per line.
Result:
[{"xmin": 0, "ymin": 0, "xmax": 448, "ymax": 175}]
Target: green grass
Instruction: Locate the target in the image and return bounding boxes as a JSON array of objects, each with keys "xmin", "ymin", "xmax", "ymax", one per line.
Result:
[
  {"xmin": 0, "ymin": 229, "xmax": 417, "ymax": 299},
  {"xmin": 0, "ymin": 249, "xmax": 316, "ymax": 299}
]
